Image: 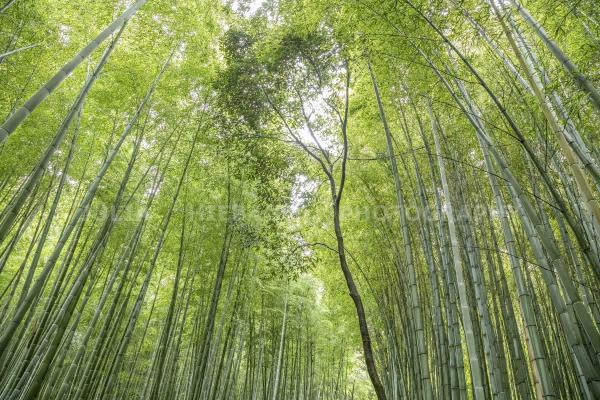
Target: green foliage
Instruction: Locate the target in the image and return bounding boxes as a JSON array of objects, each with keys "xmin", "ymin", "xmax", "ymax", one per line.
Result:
[{"xmin": 0, "ymin": 0, "xmax": 599, "ymax": 399}]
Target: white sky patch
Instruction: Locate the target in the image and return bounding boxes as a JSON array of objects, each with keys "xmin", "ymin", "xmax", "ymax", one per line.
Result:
[
  {"xmin": 468, "ymin": 149, "xmax": 485, "ymax": 168},
  {"xmin": 58, "ymin": 24, "xmax": 71, "ymax": 46},
  {"xmin": 297, "ymin": 125, "xmax": 317, "ymax": 146},
  {"xmin": 187, "ymin": 88, "xmax": 211, "ymax": 111},
  {"xmin": 190, "ymin": 88, "xmax": 201, "ymax": 102},
  {"xmin": 491, "ymin": 0, "xmax": 511, "ymax": 7},
  {"xmin": 173, "ymin": 41, "xmax": 186, "ymax": 64},
  {"xmin": 218, "ymin": 17, "xmax": 230, "ymax": 32},
  {"xmin": 140, "ymin": 138, "xmax": 154, "ymax": 150},
  {"xmin": 152, "ymin": 14, "xmax": 173, "ymax": 37},
  {"xmin": 156, "ymin": 120, "xmax": 167, "ymax": 132},
  {"xmin": 297, "ymin": 125, "xmax": 340, "ymax": 155},
  {"xmin": 231, "ymin": 0, "xmax": 264, "ymax": 17},
  {"xmin": 295, "ymin": 95, "xmax": 342, "ymax": 154},
  {"xmin": 118, "ymin": 0, "xmax": 134, "ymax": 9},
  {"xmin": 290, "ymin": 174, "xmax": 317, "ymax": 214},
  {"xmin": 293, "ymin": 234, "xmax": 312, "ymax": 257},
  {"xmin": 66, "ymin": 177, "xmax": 78, "ymax": 187},
  {"xmin": 52, "ymin": 173, "xmax": 79, "ymax": 188},
  {"xmin": 148, "ymin": 108, "xmax": 159, "ymax": 120}
]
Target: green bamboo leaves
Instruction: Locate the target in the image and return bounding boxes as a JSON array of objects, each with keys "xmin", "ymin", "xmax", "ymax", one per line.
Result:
[
  {"xmin": 0, "ymin": 0, "xmax": 599, "ymax": 399},
  {"xmin": 0, "ymin": 0, "xmax": 147, "ymax": 144}
]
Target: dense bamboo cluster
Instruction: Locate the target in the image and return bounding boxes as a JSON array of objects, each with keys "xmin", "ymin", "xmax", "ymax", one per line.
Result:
[{"xmin": 0, "ymin": 0, "xmax": 599, "ymax": 399}]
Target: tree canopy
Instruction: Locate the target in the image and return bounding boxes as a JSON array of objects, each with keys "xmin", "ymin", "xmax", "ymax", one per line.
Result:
[{"xmin": 0, "ymin": 0, "xmax": 599, "ymax": 399}]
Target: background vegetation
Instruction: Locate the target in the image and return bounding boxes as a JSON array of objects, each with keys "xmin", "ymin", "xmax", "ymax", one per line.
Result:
[{"xmin": 0, "ymin": 0, "xmax": 599, "ymax": 399}]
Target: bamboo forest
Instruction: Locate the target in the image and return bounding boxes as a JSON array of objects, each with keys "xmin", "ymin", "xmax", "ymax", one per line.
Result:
[{"xmin": 1, "ymin": 0, "xmax": 600, "ymax": 398}]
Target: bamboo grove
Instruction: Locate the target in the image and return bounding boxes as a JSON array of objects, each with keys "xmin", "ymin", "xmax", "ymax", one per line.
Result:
[{"xmin": 0, "ymin": 0, "xmax": 599, "ymax": 399}]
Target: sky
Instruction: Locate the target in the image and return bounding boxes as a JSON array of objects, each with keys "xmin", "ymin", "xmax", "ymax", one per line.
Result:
[{"xmin": 231, "ymin": 0, "xmax": 264, "ymax": 17}]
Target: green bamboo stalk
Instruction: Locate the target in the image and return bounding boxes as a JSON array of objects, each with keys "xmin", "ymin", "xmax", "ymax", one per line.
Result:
[
  {"xmin": 508, "ymin": 0, "xmax": 600, "ymax": 113},
  {"xmin": 368, "ymin": 61, "xmax": 433, "ymax": 400},
  {"xmin": 0, "ymin": 0, "xmax": 147, "ymax": 143},
  {"xmin": 430, "ymin": 104, "xmax": 486, "ymax": 400}
]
